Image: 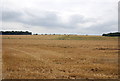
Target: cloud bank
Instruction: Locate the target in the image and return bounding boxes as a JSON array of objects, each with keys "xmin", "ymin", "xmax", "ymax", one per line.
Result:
[{"xmin": 1, "ymin": 0, "xmax": 118, "ymax": 35}]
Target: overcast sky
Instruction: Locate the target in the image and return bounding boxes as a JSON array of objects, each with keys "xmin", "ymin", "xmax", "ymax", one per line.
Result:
[{"xmin": 0, "ymin": 0, "xmax": 119, "ymax": 35}]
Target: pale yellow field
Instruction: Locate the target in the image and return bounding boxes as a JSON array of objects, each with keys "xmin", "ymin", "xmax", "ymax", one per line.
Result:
[{"xmin": 2, "ymin": 35, "xmax": 119, "ymax": 79}]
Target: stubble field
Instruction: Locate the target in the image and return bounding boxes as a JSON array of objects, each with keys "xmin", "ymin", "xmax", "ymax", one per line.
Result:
[{"xmin": 2, "ymin": 35, "xmax": 119, "ymax": 79}]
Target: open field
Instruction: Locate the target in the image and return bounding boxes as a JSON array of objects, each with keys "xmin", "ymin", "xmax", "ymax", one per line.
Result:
[
  {"xmin": 0, "ymin": 35, "xmax": 2, "ymax": 80},
  {"xmin": 2, "ymin": 35, "xmax": 119, "ymax": 79}
]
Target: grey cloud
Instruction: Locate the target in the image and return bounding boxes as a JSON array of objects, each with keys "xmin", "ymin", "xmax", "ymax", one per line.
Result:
[
  {"xmin": 2, "ymin": 10, "xmax": 63, "ymax": 28},
  {"xmin": 118, "ymin": 1, "xmax": 120, "ymax": 32},
  {"xmin": 68, "ymin": 15, "xmax": 97, "ymax": 28},
  {"xmin": 22, "ymin": 11, "xmax": 90, "ymax": 28},
  {"xmin": 1, "ymin": 0, "xmax": 118, "ymax": 35},
  {"xmin": 24, "ymin": 11, "xmax": 62, "ymax": 28},
  {"xmin": 84, "ymin": 21, "xmax": 118, "ymax": 34},
  {"xmin": 69, "ymin": 15, "xmax": 84, "ymax": 24},
  {"xmin": 2, "ymin": 9, "xmax": 117, "ymax": 35},
  {"xmin": 2, "ymin": 9, "xmax": 90, "ymax": 29},
  {"xmin": 2, "ymin": 10, "xmax": 22, "ymax": 21}
]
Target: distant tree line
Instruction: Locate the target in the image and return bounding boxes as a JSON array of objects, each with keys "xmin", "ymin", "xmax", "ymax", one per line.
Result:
[
  {"xmin": 102, "ymin": 32, "xmax": 120, "ymax": 37},
  {"xmin": 33, "ymin": 33, "xmax": 77, "ymax": 35},
  {"xmin": 0, "ymin": 31, "xmax": 32, "ymax": 35}
]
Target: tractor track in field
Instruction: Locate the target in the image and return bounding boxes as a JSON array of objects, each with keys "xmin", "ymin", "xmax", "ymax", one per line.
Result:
[
  {"xmin": 6, "ymin": 47, "xmax": 68, "ymax": 69},
  {"xmin": 7, "ymin": 47, "xmax": 55, "ymax": 65}
]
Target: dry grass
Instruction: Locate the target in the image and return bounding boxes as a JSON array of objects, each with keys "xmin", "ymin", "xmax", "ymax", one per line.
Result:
[{"xmin": 2, "ymin": 35, "xmax": 118, "ymax": 79}]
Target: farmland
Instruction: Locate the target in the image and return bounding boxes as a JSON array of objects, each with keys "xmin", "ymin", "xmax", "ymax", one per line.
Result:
[{"xmin": 2, "ymin": 35, "xmax": 118, "ymax": 79}]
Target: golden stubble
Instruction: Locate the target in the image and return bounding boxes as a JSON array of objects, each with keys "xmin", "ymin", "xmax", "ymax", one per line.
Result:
[{"xmin": 2, "ymin": 35, "xmax": 118, "ymax": 79}]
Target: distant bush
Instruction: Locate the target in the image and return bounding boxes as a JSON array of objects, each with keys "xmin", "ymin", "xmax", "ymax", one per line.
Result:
[
  {"xmin": 102, "ymin": 32, "xmax": 120, "ymax": 37},
  {"xmin": 33, "ymin": 34, "xmax": 38, "ymax": 35}
]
